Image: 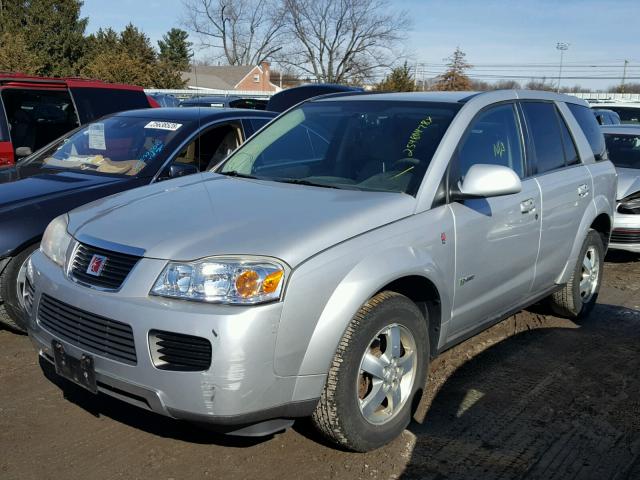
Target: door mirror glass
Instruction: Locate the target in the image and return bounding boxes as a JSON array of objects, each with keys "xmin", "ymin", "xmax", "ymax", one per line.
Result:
[
  {"xmin": 168, "ymin": 163, "xmax": 198, "ymax": 178},
  {"xmin": 458, "ymin": 164, "xmax": 522, "ymax": 198},
  {"xmin": 15, "ymin": 146, "xmax": 32, "ymax": 158}
]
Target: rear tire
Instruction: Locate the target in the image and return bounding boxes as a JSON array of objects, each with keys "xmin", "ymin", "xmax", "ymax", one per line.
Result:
[
  {"xmin": 0, "ymin": 244, "xmax": 39, "ymax": 333},
  {"xmin": 550, "ymin": 230, "xmax": 604, "ymax": 319},
  {"xmin": 311, "ymin": 291, "xmax": 428, "ymax": 452}
]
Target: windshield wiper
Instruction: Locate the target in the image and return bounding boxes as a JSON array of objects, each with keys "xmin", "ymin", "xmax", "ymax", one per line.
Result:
[
  {"xmin": 220, "ymin": 170, "xmax": 259, "ymax": 179},
  {"xmin": 275, "ymin": 178, "xmax": 342, "ymax": 189}
]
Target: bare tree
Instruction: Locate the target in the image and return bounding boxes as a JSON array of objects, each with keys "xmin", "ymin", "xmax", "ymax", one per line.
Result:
[
  {"xmin": 279, "ymin": 0, "xmax": 410, "ymax": 84},
  {"xmin": 182, "ymin": 0, "xmax": 285, "ymax": 65}
]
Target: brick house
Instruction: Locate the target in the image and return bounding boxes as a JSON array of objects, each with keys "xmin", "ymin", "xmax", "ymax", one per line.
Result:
[{"xmin": 181, "ymin": 62, "xmax": 279, "ymax": 92}]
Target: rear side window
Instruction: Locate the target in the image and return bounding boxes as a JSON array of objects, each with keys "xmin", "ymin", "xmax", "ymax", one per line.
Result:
[
  {"xmin": 521, "ymin": 102, "xmax": 565, "ymax": 174},
  {"xmin": 567, "ymin": 103, "xmax": 607, "ymax": 161},
  {"xmin": 558, "ymin": 113, "xmax": 580, "ymax": 165},
  {"xmin": 70, "ymin": 88, "xmax": 150, "ymax": 124}
]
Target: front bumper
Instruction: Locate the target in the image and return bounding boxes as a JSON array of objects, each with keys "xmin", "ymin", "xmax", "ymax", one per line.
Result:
[
  {"xmin": 27, "ymin": 250, "xmax": 321, "ymax": 433},
  {"xmin": 610, "ymin": 211, "xmax": 640, "ymax": 253}
]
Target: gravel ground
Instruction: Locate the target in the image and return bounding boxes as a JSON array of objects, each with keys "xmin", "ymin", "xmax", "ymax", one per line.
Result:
[{"xmin": 1, "ymin": 251, "xmax": 639, "ymax": 480}]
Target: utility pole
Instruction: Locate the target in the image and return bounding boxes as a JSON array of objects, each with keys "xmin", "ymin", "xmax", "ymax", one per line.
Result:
[
  {"xmin": 556, "ymin": 42, "xmax": 569, "ymax": 93},
  {"xmin": 621, "ymin": 59, "xmax": 629, "ymax": 93}
]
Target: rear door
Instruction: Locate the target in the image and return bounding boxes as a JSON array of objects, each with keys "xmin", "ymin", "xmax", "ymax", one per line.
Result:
[
  {"xmin": 0, "ymin": 90, "xmax": 12, "ymax": 167},
  {"xmin": 448, "ymin": 103, "xmax": 542, "ymax": 336},
  {"xmin": 68, "ymin": 85, "xmax": 150, "ymax": 124},
  {"xmin": 520, "ymin": 101, "xmax": 592, "ymax": 293}
]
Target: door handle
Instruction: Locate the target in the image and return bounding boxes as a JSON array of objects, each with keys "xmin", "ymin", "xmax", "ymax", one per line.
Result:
[
  {"xmin": 578, "ymin": 184, "xmax": 590, "ymax": 198},
  {"xmin": 520, "ymin": 198, "xmax": 536, "ymax": 214}
]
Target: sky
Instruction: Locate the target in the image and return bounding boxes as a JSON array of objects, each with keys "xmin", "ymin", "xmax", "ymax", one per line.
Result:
[{"xmin": 81, "ymin": 0, "xmax": 639, "ymax": 91}]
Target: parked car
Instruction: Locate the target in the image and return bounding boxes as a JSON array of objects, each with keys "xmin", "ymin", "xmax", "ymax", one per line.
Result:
[
  {"xmin": 602, "ymin": 124, "xmax": 640, "ymax": 252},
  {"xmin": 25, "ymin": 90, "xmax": 615, "ymax": 452},
  {"xmin": 180, "ymin": 95, "xmax": 268, "ymax": 110},
  {"xmin": 0, "ymin": 84, "xmax": 355, "ymax": 332},
  {"xmin": 147, "ymin": 93, "xmax": 181, "ymax": 108},
  {"xmin": 0, "ymin": 74, "xmax": 155, "ymax": 168},
  {"xmin": 593, "ymin": 108, "xmax": 621, "ymax": 125},
  {"xmin": 588, "ymin": 102, "xmax": 640, "ymax": 124}
]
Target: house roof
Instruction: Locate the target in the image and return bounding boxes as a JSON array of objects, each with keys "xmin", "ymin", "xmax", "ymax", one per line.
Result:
[{"xmin": 181, "ymin": 65, "xmax": 257, "ymax": 90}]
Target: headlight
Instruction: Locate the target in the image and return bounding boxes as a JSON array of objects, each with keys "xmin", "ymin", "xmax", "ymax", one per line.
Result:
[
  {"xmin": 150, "ymin": 257, "xmax": 287, "ymax": 304},
  {"xmin": 40, "ymin": 214, "xmax": 73, "ymax": 267}
]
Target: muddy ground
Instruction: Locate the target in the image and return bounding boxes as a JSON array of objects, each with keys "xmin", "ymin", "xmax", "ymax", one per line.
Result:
[{"xmin": 1, "ymin": 251, "xmax": 639, "ymax": 480}]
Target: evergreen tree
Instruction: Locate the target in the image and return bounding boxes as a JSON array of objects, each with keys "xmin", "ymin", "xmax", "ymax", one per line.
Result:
[
  {"xmin": 0, "ymin": 0, "xmax": 88, "ymax": 76},
  {"xmin": 158, "ymin": 28, "xmax": 193, "ymax": 72},
  {"xmin": 0, "ymin": 32, "xmax": 42, "ymax": 74},
  {"xmin": 375, "ymin": 62, "xmax": 415, "ymax": 92},
  {"xmin": 432, "ymin": 47, "xmax": 472, "ymax": 91}
]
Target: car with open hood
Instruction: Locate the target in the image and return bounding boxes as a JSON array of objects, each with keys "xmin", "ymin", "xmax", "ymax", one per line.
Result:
[
  {"xmin": 26, "ymin": 90, "xmax": 616, "ymax": 451},
  {"xmin": 602, "ymin": 124, "xmax": 640, "ymax": 252}
]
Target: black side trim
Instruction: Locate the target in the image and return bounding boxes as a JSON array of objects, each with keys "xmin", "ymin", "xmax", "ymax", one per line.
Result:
[
  {"xmin": 166, "ymin": 398, "xmax": 319, "ymax": 429},
  {"xmin": 437, "ymin": 284, "xmax": 563, "ymax": 355}
]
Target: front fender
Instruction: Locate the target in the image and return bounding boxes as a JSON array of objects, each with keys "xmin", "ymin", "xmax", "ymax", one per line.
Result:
[{"xmin": 274, "ymin": 207, "xmax": 455, "ymax": 387}]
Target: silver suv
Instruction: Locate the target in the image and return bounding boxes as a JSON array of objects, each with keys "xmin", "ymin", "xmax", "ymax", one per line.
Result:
[{"xmin": 26, "ymin": 90, "xmax": 616, "ymax": 452}]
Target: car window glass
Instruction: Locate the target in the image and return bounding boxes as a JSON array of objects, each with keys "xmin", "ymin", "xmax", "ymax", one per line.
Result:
[
  {"xmin": 604, "ymin": 133, "xmax": 640, "ymax": 169},
  {"xmin": 452, "ymin": 103, "xmax": 524, "ymax": 183},
  {"xmin": 609, "ymin": 107, "xmax": 640, "ymax": 124},
  {"xmin": 558, "ymin": 112, "xmax": 580, "ymax": 165},
  {"xmin": 70, "ymin": 88, "xmax": 150, "ymax": 124},
  {"xmin": 522, "ymin": 102, "xmax": 565, "ymax": 174},
  {"xmin": 219, "ymin": 101, "xmax": 460, "ymax": 195},
  {"xmin": 174, "ymin": 122, "xmax": 243, "ymax": 171},
  {"xmin": 567, "ymin": 103, "xmax": 607, "ymax": 161},
  {"xmin": 22, "ymin": 116, "xmax": 187, "ymax": 176}
]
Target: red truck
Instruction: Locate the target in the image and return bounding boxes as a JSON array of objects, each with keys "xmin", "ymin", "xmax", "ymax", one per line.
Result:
[{"xmin": 0, "ymin": 74, "xmax": 155, "ymax": 168}]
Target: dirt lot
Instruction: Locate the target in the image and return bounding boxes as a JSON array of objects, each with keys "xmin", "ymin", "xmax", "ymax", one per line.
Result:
[{"xmin": 2, "ymin": 251, "xmax": 639, "ymax": 480}]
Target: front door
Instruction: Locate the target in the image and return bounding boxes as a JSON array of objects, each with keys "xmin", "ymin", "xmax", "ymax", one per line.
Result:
[{"xmin": 448, "ymin": 103, "xmax": 541, "ymax": 337}]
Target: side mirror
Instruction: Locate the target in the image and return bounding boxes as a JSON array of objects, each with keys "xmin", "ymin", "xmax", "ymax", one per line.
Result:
[
  {"xmin": 15, "ymin": 146, "xmax": 32, "ymax": 158},
  {"xmin": 457, "ymin": 164, "xmax": 522, "ymax": 198},
  {"xmin": 168, "ymin": 163, "xmax": 198, "ymax": 178}
]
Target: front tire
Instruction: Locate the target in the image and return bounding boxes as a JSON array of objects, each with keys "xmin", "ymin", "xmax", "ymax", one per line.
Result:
[
  {"xmin": 0, "ymin": 244, "xmax": 39, "ymax": 333},
  {"xmin": 312, "ymin": 291, "xmax": 428, "ymax": 452},
  {"xmin": 550, "ymin": 229, "xmax": 604, "ymax": 319}
]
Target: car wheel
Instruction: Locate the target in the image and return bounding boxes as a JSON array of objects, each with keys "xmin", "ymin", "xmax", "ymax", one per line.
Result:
[
  {"xmin": 550, "ymin": 229, "xmax": 604, "ymax": 319},
  {"xmin": 0, "ymin": 244, "xmax": 39, "ymax": 333},
  {"xmin": 311, "ymin": 291, "xmax": 428, "ymax": 452}
]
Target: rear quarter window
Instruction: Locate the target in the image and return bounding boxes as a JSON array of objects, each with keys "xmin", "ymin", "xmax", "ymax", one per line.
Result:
[
  {"xmin": 70, "ymin": 88, "xmax": 150, "ymax": 124},
  {"xmin": 567, "ymin": 103, "xmax": 607, "ymax": 161}
]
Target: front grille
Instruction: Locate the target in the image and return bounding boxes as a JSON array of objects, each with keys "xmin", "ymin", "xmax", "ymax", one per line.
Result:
[
  {"xmin": 24, "ymin": 278, "xmax": 35, "ymax": 314},
  {"xmin": 38, "ymin": 294, "xmax": 137, "ymax": 364},
  {"xmin": 610, "ymin": 228, "xmax": 640, "ymax": 244},
  {"xmin": 149, "ymin": 330, "xmax": 212, "ymax": 371},
  {"xmin": 70, "ymin": 243, "xmax": 140, "ymax": 290}
]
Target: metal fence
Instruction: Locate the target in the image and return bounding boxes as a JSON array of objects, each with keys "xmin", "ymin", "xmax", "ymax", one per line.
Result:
[
  {"xmin": 144, "ymin": 88, "xmax": 275, "ymax": 100},
  {"xmin": 566, "ymin": 92, "xmax": 640, "ymax": 103}
]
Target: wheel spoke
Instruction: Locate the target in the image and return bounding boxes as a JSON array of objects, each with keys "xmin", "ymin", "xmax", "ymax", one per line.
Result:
[
  {"xmin": 391, "ymin": 386, "xmax": 402, "ymax": 410},
  {"xmin": 361, "ymin": 352, "xmax": 387, "ymax": 380},
  {"xmin": 580, "ymin": 278, "xmax": 590, "ymax": 296},
  {"xmin": 396, "ymin": 350, "xmax": 415, "ymax": 375},
  {"xmin": 360, "ymin": 381, "xmax": 386, "ymax": 419},
  {"xmin": 583, "ymin": 255, "xmax": 592, "ymax": 273},
  {"xmin": 386, "ymin": 325, "xmax": 402, "ymax": 359}
]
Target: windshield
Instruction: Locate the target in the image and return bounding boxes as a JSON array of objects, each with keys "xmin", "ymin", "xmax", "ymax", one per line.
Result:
[
  {"xmin": 22, "ymin": 116, "xmax": 189, "ymax": 176},
  {"xmin": 605, "ymin": 133, "xmax": 640, "ymax": 169},
  {"xmin": 217, "ymin": 100, "xmax": 460, "ymax": 195}
]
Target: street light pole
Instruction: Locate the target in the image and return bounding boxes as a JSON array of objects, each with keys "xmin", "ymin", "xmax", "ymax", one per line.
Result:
[{"xmin": 556, "ymin": 42, "xmax": 569, "ymax": 93}]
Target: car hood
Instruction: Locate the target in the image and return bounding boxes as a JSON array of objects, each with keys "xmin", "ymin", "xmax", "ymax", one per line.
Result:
[
  {"xmin": 616, "ymin": 168, "xmax": 640, "ymax": 200},
  {"xmin": 0, "ymin": 171, "xmax": 133, "ymax": 214},
  {"xmin": 68, "ymin": 173, "xmax": 416, "ymax": 267}
]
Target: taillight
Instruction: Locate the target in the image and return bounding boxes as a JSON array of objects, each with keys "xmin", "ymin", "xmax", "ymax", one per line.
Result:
[{"xmin": 0, "ymin": 141, "xmax": 14, "ymax": 167}]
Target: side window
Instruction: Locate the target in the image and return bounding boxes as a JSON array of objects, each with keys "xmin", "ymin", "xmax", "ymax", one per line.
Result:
[
  {"xmin": 557, "ymin": 112, "xmax": 580, "ymax": 165},
  {"xmin": 173, "ymin": 122, "xmax": 243, "ymax": 171},
  {"xmin": 567, "ymin": 103, "xmax": 607, "ymax": 161},
  {"xmin": 521, "ymin": 102, "xmax": 565, "ymax": 174},
  {"xmin": 250, "ymin": 118, "xmax": 270, "ymax": 133},
  {"xmin": 70, "ymin": 88, "xmax": 150, "ymax": 124},
  {"xmin": 451, "ymin": 103, "xmax": 524, "ymax": 184}
]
